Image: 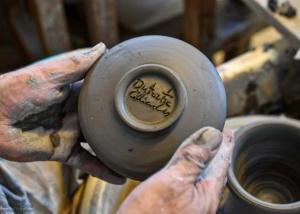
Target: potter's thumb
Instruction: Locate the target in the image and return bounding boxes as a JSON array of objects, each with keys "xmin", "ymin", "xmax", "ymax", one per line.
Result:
[
  {"xmin": 34, "ymin": 42, "xmax": 106, "ymax": 87},
  {"xmin": 165, "ymin": 127, "xmax": 223, "ymax": 180},
  {"xmin": 196, "ymin": 129, "xmax": 234, "ymax": 192}
]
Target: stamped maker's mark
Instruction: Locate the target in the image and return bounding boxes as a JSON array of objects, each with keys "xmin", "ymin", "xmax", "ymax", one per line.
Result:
[{"xmin": 128, "ymin": 79, "xmax": 174, "ymax": 116}]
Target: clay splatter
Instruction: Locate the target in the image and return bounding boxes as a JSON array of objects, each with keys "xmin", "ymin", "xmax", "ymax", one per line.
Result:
[{"xmin": 27, "ymin": 75, "xmax": 40, "ymax": 89}]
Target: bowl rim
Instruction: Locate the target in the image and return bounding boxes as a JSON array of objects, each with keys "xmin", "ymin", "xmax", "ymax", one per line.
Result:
[{"xmin": 228, "ymin": 118, "xmax": 300, "ymax": 210}]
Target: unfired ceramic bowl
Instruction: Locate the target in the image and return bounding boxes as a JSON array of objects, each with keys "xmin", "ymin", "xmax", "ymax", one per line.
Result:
[
  {"xmin": 224, "ymin": 118, "xmax": 300, "ymax": 214},
  {"xmin": 78, "ymin": 36, "xmax": 226, "ymax": 180}
]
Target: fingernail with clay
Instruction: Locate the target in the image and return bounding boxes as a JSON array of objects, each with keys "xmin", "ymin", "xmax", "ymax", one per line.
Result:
[
  {"xmin": 196, "ymin": 128, "xmax": 223, "ymax": 151},
  {"xmin": 90, "ymin": 42, "xmax": 103, "ymax": 53},
  {"xmin": 83, "ymin": 42, "xmax": 104, "ymax": 56}
]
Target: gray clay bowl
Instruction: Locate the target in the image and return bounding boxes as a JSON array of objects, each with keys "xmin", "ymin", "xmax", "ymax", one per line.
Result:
[
  {"xmin": 226, "ymin": 118, "xmax": 300, "ymax": 214},
  {"xmin": 78, "ymin": 36, "xmax": 226, "ymax": 180}
]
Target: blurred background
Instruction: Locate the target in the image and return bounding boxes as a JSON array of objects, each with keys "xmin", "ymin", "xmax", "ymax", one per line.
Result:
[
  {"xmin": 1, "ymin": 0, "xmax": 300, "ymax": 120},
  {"xmin": 4, "ymin": 0, "xmax": 299, "ymax": 120},
  {"xmin": 0, "ymin": 0, "xmax": 272, "ymax": 73}
]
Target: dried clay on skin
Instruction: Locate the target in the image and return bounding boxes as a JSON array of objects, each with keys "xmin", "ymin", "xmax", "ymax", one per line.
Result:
[{"xmin": 27, "ymin": 75, "xmax": 40, "ymax": 89}]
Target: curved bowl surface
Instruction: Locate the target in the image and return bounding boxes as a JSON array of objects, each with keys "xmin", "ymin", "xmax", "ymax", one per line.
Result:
[
  {"xmin": 79, "ymin": 36, "xmax": 226, "ymax": 180},
  {"xmin": 227, "ymin": 118, "xmax": 300, "ymax": 214}
]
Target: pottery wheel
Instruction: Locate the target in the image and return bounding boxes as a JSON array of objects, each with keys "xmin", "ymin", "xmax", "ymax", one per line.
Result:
[{"xmin": 79, "ymin": 36, "xmax": 226, "ymax": 180}]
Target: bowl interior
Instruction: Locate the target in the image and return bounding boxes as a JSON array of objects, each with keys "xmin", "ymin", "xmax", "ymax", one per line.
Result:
[{"xmin": 233, "ymin": 122, "xmax": 300, "ymax": 204}]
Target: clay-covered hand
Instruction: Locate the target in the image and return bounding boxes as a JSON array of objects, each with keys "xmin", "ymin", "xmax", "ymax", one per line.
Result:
[
  {"xmin": 117, "ymin": 127, "xmax": 234, "ymax": 214},
  {"xmin": 0, "ymin": 43, "xmax": 125, "ymax": 184}
]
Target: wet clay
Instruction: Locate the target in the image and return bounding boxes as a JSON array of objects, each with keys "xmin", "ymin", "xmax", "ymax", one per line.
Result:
[{"xmin": 78, "ymin": 36, "xmax": 226, "ymax": 180}]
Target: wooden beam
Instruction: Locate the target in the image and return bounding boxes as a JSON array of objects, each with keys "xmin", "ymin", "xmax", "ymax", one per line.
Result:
[
  {"xmin": 184, "ymin": 0, "xmax": 202, "ymax": 49},
  {"xmin": 84, "ymin": 0, "xmax": 119, "ymax": 48},
  {"xmin": 6, "ymin": 0, "xmax": 44, "ymax": 61},
  {"xmin": 29, "ymin": 0, "xmax": 71, "ymax": 56},
  {"xmin": 184, "ymin": 0, "xmax": 215, "ymax": 53}
]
